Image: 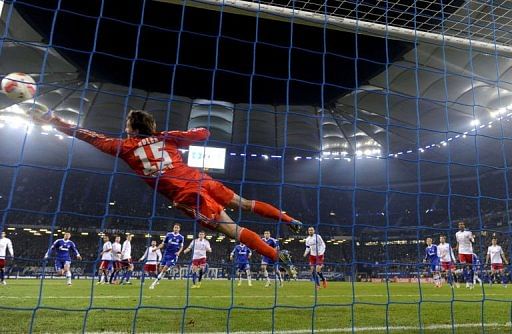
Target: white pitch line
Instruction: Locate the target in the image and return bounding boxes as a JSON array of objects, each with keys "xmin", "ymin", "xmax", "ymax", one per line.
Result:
[
  {"xmin": 83, "ymin": 322, "xmax": 512, "ymax": 334},
  {"xmin": 1, "ymin": 293, "xmax": 511, "ymax": 299}
]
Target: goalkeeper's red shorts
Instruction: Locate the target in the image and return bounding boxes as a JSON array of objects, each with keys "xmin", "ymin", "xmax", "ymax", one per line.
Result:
[{"xmin": 173, "ymin": 180, "xmax": 235, "ymax": 230}]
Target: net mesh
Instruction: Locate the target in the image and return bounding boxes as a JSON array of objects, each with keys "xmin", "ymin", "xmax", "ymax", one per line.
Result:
[{"xmin": 0, "ymin": 0, "xmax": 512, "ymax": 333}]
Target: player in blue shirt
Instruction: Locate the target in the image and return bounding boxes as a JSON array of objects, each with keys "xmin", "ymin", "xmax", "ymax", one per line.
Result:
[
  {"xmin": 150, "ymin": 223, "xmax": 184, "ymax": 289},
  {"xmin": 44, "ymin": 232, "xmax": 81, "ymax": 285},
  {"xmin": 423, "ymin": 238, "xmax": 441, "ymax": 288},
  {"xmin": 260, "ymin": 231, "xmax": 283, "ymax": 287},
  {"xmin": 230, "ymin": 242, "xmax": 252, "ymax": 286},
  {"xmin": 469, "ymin": 253, "xmax": 483, "ymax": 288}
]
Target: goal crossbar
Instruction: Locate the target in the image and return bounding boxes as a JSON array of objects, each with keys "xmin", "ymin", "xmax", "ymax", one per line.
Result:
[{"xmin": 156, "ymin": 0, "xmax": 512, "ymax": 56}]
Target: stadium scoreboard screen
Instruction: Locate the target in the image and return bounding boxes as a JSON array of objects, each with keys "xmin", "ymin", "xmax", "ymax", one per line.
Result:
[{"xmin": 187, "ymin": 145, "xmax": 226, "ymax": 172}]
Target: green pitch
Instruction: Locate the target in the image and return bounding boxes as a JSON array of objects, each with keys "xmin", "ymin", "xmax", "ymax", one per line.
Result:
[{"xmin": 0, "ymin": 279, "xmax": 511, "ymax": 333}]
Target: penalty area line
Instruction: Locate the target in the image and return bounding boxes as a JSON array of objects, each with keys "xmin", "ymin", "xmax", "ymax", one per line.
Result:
[{"xmin": 1, "ymin": 292, "xmax": 511, "ymax": 299}]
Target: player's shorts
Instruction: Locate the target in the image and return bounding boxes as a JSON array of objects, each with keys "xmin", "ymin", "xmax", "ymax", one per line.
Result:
[
  {"xmin": 429, "ymin": 261, "xmax": 440, "ymax": 272},
  {"xmin": 309, "ymin": 255, "xmax": 325, "ymax": 266},
  {"xmin": 192, "ymin": 257, "xmax": 207, "ymax": 267},
  {"xmin": 99, "ymin": 260, "xmax": 111, "ymax": 270},
  {"xmin": 120, "ymin": 258, "xmax": 132, "ymax": 268},
  {"xmin": 0, "ymin": 259, "xmax": 5, "ymax": 269},
  {"xmin": 54, "ymin": 259, "xmax": 71, "ymax": 271},
  {"xmin": 113, "ymin": 261, "xmax": 123, "ymax": 270},
  {"xmin": 144, "ymin": 264, "xmax": 158, "ymax": 272},
  {"xmin": 261, "ymin": 257, "xmax": 275, "ymax": 266},
  {"xmin": 237, "ymin": 263, "xmax": 250, "ymax": 271},
  {"xmin": 173, "ymin": 179, "xmax": 235, "ymax": 230},
  {"xmin": 441, "ymin": 261, "xmax": 455, "ymax": 271},
  {"xmin": 161, "ymin": 256, "xmax": 178, "ymax": 268},
  {"xmin": 458, "ymin": 254, "xmax": 473, "ymax": 264},
  {"xmin": 492, "ymin": 263, "xmax": 504, "ymax": 271}
]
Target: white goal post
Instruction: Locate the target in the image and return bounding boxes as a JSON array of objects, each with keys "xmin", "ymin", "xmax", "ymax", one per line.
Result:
[{"xmin": 156, "ymin": 0, "xmax": 512, "ymax": 56}]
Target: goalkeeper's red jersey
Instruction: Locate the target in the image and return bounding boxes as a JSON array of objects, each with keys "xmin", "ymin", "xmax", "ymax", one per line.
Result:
[{"xmin": 50, "ymin": 118, "xmax": 215, "ymax": 201}]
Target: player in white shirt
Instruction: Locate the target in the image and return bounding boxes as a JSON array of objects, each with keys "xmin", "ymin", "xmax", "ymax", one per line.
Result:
[
  {"xmin": 98, "ymin": 235, "xmax": 113, "ymax": 284},
  {"xmin": 455, "ymin": 221, "xmax": 475, "ymax": 288},
  {"xmin": 0, "ymin": 231, "xmax": 14, "ymax": 285},
  {"xmin": 109, "ymin": 236, "xmax": 123, "ymax": 284},
  {"xmin": 119, "ymin": 234, "xmax": 134, "ymax": 285},
  {"xmin": 139, "ymin": 240, "xmax": 162, "ymax": 281},
  {"xmin": 304, "ymin": 227, "xmax": 327, "ymax": 289},
  {"xmin": 486, "ymin": 237, "xmax": 509, "ymax": 286},
  {"xmin": 184, "ymin": 231, "xmax": 211, "ymax": 288},
  {"xmin": 437, "ymin": 235, "xmax": 456, "ymax": 287}
]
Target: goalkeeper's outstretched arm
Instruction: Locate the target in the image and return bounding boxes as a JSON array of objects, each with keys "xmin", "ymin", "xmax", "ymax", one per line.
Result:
[{"xmin": 30, "ymin": 109, "xmax": 123, "ymax": 156}]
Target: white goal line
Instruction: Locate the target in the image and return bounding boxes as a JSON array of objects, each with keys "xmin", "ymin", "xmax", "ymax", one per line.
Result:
[{"xmin": 85, "ymin": 321, "xmax": 511, "ymax": 334}]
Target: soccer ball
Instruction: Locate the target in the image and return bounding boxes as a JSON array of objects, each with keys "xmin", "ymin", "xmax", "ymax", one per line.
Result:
[{"xmin": 1, "ymin": 72, "xmax": 36, "ymax": 101}]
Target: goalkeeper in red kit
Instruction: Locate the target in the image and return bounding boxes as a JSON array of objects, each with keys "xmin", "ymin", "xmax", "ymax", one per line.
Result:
[{"xmin": 32, "ymin": 109, "xmax": 301, "ymax": 277}]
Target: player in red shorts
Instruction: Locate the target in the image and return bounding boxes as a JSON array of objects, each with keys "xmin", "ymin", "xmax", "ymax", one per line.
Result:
[
  {"xmin": 184, "ymin": 231, "xmax": 211, "ymax": 288},
  {"xmin": 437, "ymin": 235, "xmax": 456, "ymax": 287},
  {"xmin": 486, "ymin": 237, "xmax": 509, "ymax": 286},
  {"xmin": 303, "ymin": 226, "xmax": 327, "ymax": 289},
  {"xmin": 455, "ymin": 221, "xmax": 475, "ymax": 288},
  {"xmin": 32, "ymin": 109, "xmax": 300, "ymax": 277},
  {"xmin": 139, "ymin": 240, "xmax": 162, "ymax": 281},
  {"xmin": 0, "ymin": 231, "xmax": 14, "ymax": 285}
]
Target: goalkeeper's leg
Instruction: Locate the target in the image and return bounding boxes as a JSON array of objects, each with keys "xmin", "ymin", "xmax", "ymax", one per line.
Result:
[{"xmin": 214, "ymin": 211, "xmax": 296, "ymax": 278}]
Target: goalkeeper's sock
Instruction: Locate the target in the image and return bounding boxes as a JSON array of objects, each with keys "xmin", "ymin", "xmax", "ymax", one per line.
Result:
[
  {"xmin": 251, "ymin": 201, "xmax": 293, "ymax": 223},
  {"xmin": 239, "ymin": 228, "xmax": 277, "ymax": 260}
]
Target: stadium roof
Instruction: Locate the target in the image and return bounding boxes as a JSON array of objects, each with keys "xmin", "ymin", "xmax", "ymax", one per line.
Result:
[{"xmin": 1, "ymin": 1, "xmax": 511, "ymax": 197}]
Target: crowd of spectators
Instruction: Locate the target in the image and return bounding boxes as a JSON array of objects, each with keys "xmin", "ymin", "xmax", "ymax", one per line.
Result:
[{"xmin": 3, "ymin": 224, "xmax": 511, "ymax": 281}]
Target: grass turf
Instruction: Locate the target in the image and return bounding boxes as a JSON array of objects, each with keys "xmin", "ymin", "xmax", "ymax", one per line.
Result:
[{"xmin": 0, "ymin": 279, "xmax": 511, "ymax": 333}]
